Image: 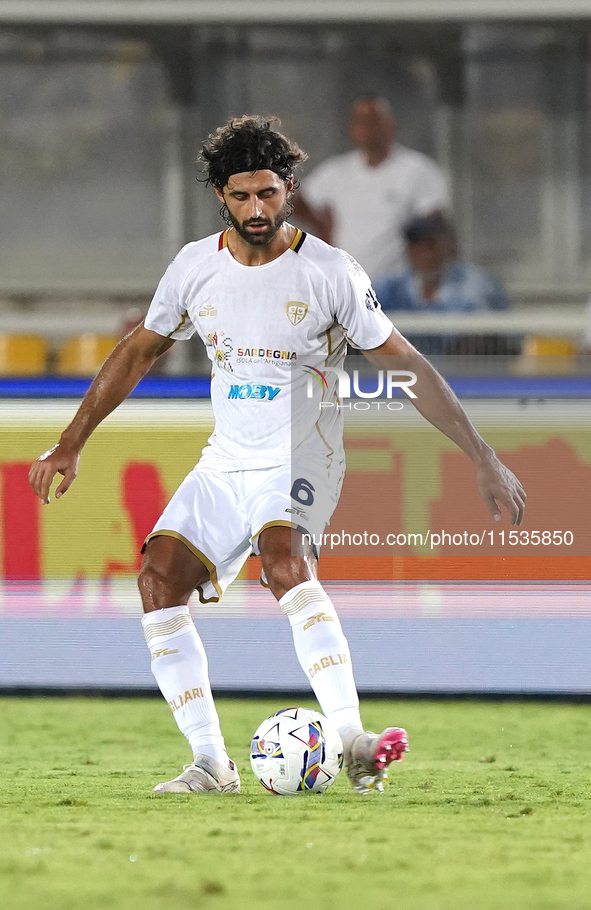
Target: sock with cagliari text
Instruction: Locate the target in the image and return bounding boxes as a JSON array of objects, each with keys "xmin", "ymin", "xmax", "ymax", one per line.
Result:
[
  {"xmin": 141, "ymin": 606, "xmax": 229, "ymax": 765},
  {"xmin": 279, "ymin": 580, "xmax": 363, "ymax": 750}
]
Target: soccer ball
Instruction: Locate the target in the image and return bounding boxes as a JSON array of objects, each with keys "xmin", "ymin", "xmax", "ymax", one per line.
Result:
[{"xmin": 250, "ymin": 707, "xmax": 343, "ymax": 795}]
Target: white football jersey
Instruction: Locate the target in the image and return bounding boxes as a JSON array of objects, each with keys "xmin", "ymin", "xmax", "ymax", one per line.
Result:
[{"xmin": 144, "ymin": 228, "xmax": 393, "ymax": 477}]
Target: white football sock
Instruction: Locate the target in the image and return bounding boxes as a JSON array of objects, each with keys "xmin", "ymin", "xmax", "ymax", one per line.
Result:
[
  {"xmin": 279, "ymin": 580, "xmax": 363, "ymax": 745},
  {"xmin": 142, "ymin": 606, "xmax": 229, "ymax": 765}
]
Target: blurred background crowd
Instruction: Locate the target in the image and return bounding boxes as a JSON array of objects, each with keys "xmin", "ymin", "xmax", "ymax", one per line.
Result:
[{"xmin": 2, "ymin": 5, "xmax": 591, "ymax": 376}]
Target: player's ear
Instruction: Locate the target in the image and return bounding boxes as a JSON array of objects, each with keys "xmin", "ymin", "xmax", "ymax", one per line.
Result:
[
  {"xmin": 214, "ymin": 186, "xmax": 225, "ymax": 203},
  {"xmin": 285, "ymin": 176, "xmax": 295, "ymax": 195}
]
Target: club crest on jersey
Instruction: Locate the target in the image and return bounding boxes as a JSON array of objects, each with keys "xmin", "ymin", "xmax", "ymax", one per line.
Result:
[
  {"xmin": 286, "ymin": 301, "xmax": 308, "ymax": 325},
  {"xmin": 199, "ymin": 303, "xmax": 217, "ymax": 317}
]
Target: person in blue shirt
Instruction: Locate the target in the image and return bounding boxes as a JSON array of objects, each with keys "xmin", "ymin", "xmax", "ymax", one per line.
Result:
[{"xmin": 374, "ymin": 213, "xmax": 511, "ymax": 355}]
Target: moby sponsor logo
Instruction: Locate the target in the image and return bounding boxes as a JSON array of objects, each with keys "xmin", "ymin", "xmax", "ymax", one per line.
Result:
[{"xmin": 227, "ymin": 384, "xmax": 281, "ymax": 400}]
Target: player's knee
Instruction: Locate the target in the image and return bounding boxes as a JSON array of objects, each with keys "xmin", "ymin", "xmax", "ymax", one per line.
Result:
[
  {"xmin": 138, "ymin": 556, "xmax": 192, "ymax": 609},
  {"xmin": 261, "ymin": 553, "xmax": 314, "ymax": 600},
  {"xmin": 138, "ymin": 535, "xmax": 210, "ymax": 609},
  {"xmin": 138, "ymin": 560, "xmax": 168, "ymax": 600},
  {"xmin": 258, "ymin": 527, "xmax": 317, "ymax": 599}
]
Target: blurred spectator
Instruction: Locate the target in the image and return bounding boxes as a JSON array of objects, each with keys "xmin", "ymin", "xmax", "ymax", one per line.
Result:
[
  {"xmin": 374, "ymin": 213, "xmax": 512, "ymax": 356},
  {"xmin": 583, "ymin": 295, "xmax": 591, "ymax": 353},
  {"xmin": 294, "ymin": 94, "xmax": 449, "ymax": 280}
]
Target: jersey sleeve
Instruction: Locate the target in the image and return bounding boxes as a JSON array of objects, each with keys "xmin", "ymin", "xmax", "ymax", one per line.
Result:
[
  {"xmin": 144, "ymin": 252, "xmax": 196, "ymax": 341},
  {"xmin": 333, "ymin": 250, "xmax": 394, "ymax": 350}
]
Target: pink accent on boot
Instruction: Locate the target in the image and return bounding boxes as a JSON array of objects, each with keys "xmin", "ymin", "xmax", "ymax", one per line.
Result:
[{"xmin": 374, "ymin": 728, "xmax": 409, "ymax": 769}]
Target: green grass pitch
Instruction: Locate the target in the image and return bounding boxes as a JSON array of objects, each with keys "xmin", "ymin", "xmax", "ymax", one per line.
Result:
[{"xmin": 1, "ymin": 696, "xmax": 590, "ymax": 910}]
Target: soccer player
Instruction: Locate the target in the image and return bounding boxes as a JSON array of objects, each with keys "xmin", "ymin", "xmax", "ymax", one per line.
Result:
[{"xmin": 29, "ymin": 116, "xmax": 526, "ymax": 796}]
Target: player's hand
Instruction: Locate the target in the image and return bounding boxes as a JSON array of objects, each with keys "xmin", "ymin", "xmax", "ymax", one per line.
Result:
[
  {"xmin": 476, "ymin": 457, "xmax": 526, "ymax": 526},
  {"xmin": 28, "ymin": 443, "xmax": 81, "ymax": 505}
]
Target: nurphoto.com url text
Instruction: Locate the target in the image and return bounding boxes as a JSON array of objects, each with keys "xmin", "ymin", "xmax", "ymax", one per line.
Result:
[{"xmin": 304, "ymin": 530, "xmax": 574, "ymax": 550}]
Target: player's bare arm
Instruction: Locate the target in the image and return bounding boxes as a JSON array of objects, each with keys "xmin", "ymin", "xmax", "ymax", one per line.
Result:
[
  {"xmin": 29, "ymin": 324, "xmax": 174, "ymax": 504},
  {"xmin": 365, "ymin": 328, "xmax": 526, "ymax": 526}
]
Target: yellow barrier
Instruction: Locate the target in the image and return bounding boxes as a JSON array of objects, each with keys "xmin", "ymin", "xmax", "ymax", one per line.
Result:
[{"xmin": 1, "ymin": 403, "xmax": 589, "ymax": 582}]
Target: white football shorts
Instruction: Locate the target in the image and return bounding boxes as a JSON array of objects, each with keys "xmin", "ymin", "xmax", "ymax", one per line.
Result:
[{"xmin": 144, "ymin": 461, "xmax": 340, "ymax": 603}]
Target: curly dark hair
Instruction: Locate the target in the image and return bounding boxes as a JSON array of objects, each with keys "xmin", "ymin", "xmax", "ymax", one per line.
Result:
[{"xmin": 199, "ymin": 115, "xmax": 307, "ymax": 191}]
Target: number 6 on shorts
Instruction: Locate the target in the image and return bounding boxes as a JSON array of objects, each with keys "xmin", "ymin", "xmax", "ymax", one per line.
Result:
[{"xmin": 290, "ymin": 477, "xmax": 315, "ymax": 506}]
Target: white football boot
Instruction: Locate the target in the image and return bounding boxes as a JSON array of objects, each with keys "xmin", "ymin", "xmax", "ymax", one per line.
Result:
[
  {"xmin": 153, "ymin": 754, "xmax": 240, "ymax": 794},
  {"xmin": 345, "ymin": 728, "xmax": 409, "ymax": 794}
]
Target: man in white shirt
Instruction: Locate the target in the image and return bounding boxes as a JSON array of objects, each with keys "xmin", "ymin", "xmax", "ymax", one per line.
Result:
[
  {"xmin": 295, "ymin": 95, "xmax": 450, "ymax": 280},
  {"xmin": 29, "ymin": 116, "xmax": 525, "ymax": 798}
]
